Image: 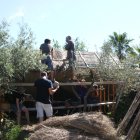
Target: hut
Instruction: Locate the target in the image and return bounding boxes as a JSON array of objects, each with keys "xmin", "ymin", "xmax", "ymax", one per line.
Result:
[{"xmin": 0, "ymin": 50, "xmax": 120, "ymax": 113}]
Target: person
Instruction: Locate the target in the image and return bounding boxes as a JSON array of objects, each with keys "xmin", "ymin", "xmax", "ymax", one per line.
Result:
[
  {"xmin": 65, "ymin": 36, "xmax": 76, "ymax": 68},
  {"xmin": 11, "ymin": 88, "xmax": 30, "ymax": 125},
  {"xmin": 34, "ymin": 72, "xmax": 59, "ymax": 123},
  {"xmin": 84, "ymin": 84, "xmax": 100, "ymax": 111},
  {"xmin": 72, "ymin": 77, "xmax": 88, "ymax": 104},
  {"xmin": 40, "ymin": 39, "xmax": 54, "ymax": 80}
]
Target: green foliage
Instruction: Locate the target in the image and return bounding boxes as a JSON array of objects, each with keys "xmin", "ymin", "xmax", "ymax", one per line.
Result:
[
  {"xmin": 5, "ymin": 125, "xmax": 21, "ymax": 140},
  {"xmin": 0, "ymin": 47, "xmax": 13, "ymax": 84},
  {"xmin": 52, "ymin": 39, "xmax": 61, "ymax": 49},
  {"xmin": 114, "ymin": 90, "xmax": 136, "ymax": 124},
  {"xmin": 100, "ymin": 41, "xmax": 140, "ymax": 139},
  {"xmin": 74, "ymin": 37, "xmax": 87, "ymax": 51},
  {"xmin": 99, "ymin": 41, "xmax": 140, "ymax": 90},
  {"xmin": 0, "ymin": 113, "xmax": 21, "ymax": 140},
  {"xmin": 0, "ymin": 21, "xmax": 46, "ymax": 86},
  {"xmin": 109, "ymin": 32, "xmax": 134, "ymax": 60},
  {"xmin": 0, "ymin": 20, "xmax": 10, "ymax": 47},
  {"xmin": 101, "ymin": 41, "xmax": 113, "ymax": 55}
]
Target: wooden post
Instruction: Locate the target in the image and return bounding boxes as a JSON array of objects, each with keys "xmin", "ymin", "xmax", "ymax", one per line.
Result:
[
  {"xmin": 107, "ymin": 84, "xmax": 110, "ymax": 111},
  {"xmin": 115, "ymin": 82, "xmax": 125, "ymax": 110},
  {"xmin": 117, "ymin": 92, "xmax": 140, "ymax": 136},
  {"xmin": 112, "ymin": 84, "xmax": 115, "ymax": 101},
  {"xmin": 111, "ymin": 84, "xmax": 116, "ymax": 114},
  {"xmin": 104, "ymin": 89, "xmax": 106, "ymax": 113},
  {"xmin": 107, "ymin": 84, "xmax": 110, "ymax": 102},
  {"xmin": 99, "ymin": 88, "xmax": 102, "ymax": 111},
  {"xmin": 125, "ymin": 108, "xmax": 140, "ymax": 140}
]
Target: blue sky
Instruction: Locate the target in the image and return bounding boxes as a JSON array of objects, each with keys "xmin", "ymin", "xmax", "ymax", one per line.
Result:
[{"xmin": 0, "ymin": 0, "xmax": 140, "ymax": 51}]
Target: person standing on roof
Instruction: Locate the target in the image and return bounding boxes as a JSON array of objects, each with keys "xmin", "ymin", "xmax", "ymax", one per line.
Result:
[
  {"xmin": 40, "ymin": 39, "xmax": 54, "ymax": 80},
  {"xmin": 65, "ymin": 36, "xmax": 76, "ymax": 68}
]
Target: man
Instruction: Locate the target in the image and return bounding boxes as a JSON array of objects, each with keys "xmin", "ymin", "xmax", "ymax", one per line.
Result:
[
  {"xmin": 11, "ymin": 88, "xmax": 30, "ymax": 125},
  {"xmin": 65, "ymin": 36, "xmax": 76, "ymax": 68},
  {"xmin": 72, "ymin": 78, "xmax": 87, "ymax": 104},
  {"xmin": 84, "ymin": 84, "xmax": 99, "ymax": 111},
  {"xmin": 40, "ymin": 39, "xmax": 54, "ymax": 80},
  {"xmin": 34, "ymin": 72, "xmax": 59, "ymax": 123}
]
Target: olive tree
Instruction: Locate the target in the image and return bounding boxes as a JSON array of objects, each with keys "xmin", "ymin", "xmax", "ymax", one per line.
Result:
[{"xmin": 0, "ymin": 21, "xmax": 46, "ymax": 87}]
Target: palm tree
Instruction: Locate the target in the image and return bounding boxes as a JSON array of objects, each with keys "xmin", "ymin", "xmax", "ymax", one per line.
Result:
[{"xmin": 109, "ymin": 32, "xmax": 134, "ymax": 60}]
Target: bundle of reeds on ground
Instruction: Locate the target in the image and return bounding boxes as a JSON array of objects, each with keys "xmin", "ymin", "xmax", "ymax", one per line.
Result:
[{"xmin": 25, "ymin": 112, "xmax": 119, "ymax": 140}]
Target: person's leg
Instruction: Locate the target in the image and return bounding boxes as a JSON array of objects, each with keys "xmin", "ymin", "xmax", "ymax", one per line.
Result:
[
  {"xmin": 43, "ymin": 104, "xmax": 53, "ymax": 119},
  {"xmin": 46, "ymin": 56, "xmax": 54, "ymax": 80},
  {"xmin": 36, "ymin": 102, "xmax": 44, "ymax": 123},
  {"xmin": 22, "ymin": 106, "xmax": 30, "ymax": 124},
  {"xmin": 16, "ymin": 110, "xmax": 21, "ymax": 125}
]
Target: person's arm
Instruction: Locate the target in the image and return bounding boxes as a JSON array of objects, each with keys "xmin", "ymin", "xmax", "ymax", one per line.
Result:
[
  {"xmin": 53, "ymin": 80, "xmax": 60, "ymax": 89},
  {"xmin": 51, "ymin": 47, "xmax": 53, "ymax": 59},
  {"xmin": 65, "ymin": 43, "xmax": 70, "ymax": 50},
  {"xmin": 49, "ymin": 87, "xmax": 59, "ymax": 95},
  {"xmin": 48, "ymin": 80, "xmax": 59, "ymax": 95},
  {"xmin": 16, "ymin": 98, "xmax": 20, "ymax": 112}
]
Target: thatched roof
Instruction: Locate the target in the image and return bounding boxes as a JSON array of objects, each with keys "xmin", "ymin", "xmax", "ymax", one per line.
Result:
[{"xmin": 53, "ymin": 49, "xmax": 119, "ymax": 69}]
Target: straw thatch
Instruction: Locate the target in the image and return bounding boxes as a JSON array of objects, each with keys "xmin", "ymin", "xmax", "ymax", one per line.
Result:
[
  {"xmin": 25, "ymin": 112, "xmax": 119, "ymax": 140},
  {"xmin": 52, "ymin": 49, "xmax": 119, "ymax": 68}
]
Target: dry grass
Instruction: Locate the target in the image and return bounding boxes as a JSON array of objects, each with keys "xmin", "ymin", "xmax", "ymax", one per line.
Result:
[{"xmin": 24, "ymin": 112, "xmax": 119, "ymax": 140}]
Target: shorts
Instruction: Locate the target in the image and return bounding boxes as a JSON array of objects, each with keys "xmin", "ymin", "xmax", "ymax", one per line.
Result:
[
  {"xmin": 11, "ymin": 103, "xmax": 25, "ymax": 112},
  {"xmin": 41, "ymin": 55, "xmax": 53, "ymax": 70},
  {"xmin": 36, "ymin": 102, "xmax": 53, "ymax": 118}
]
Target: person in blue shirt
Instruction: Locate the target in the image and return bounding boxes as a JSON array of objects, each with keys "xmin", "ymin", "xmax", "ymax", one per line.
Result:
[{"xmin": 34, "ymin": 72, "xmax": 59, "ymax": 123}]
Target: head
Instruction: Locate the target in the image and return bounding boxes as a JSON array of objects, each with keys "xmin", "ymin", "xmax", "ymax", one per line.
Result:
[
  {"xmin": 40, "ymin": 72, "xmax": 48, "ymax": 79},
  {"xmin": 93, "ymin": 84, "xmax": 98, "ymax": 90},
  {"xmin": 44, "ymin": 39, "xmax": 51, "ymax": 44},
  {"xmin": 66, "ymin": 36, "xmax": 71, "ymax": 43}
]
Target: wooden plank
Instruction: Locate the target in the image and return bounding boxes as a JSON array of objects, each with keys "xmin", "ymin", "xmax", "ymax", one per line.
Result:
[
  {"xmin": 78, "ymin": 51, "xmax": 90, "ymax": 68},
  {"xmin": 112, "ymin": 84, "xmax": 115, "ymax": 101},
  {"xmin": 0, "ymin": 102, "xmax": 116, "ymax": 112},
  {"xmin": 108, "ymin": 84, "xmax": 110, "ymax": 102},
  {"xmin": 117, "ymin": 92, "xmax": 140, "ymax": 136},
  {"xmin": 27, "ymin": 102, "xmax": 116, "ymax": 111},
  {"xmin": 104, "ymin": 89, "xmax": 106, "ymax": 113},
  {"xmin": 9, "ymin": 81, "xmax": 124, "ymax": 87},
  {"xmin": 125, "ymin": 108, "xmax": 140, "ymax": 140},
  {"xmin": 99, "ymin": 89, "xmax": 102, "ymax": 111}
]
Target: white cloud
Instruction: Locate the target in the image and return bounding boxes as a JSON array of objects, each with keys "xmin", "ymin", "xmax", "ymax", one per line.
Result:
[{"xmin": 8, "ymin": 7, "xmax": 25, "ymax": 21}]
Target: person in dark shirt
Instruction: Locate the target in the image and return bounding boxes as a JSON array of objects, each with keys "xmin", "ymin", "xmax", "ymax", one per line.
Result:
[
  {"xmin": 72, "ymin": 78, "xmax": 87, "ymax": 104},
  {"xmin": 65, "ymin": 36, "xmax": 76, "ymax": 68},
  {"xmin": 34, "ymin": 72, "xmax": 59, "ymax": 123},
  {"xmin": 83, "ymin": 84, "xmax": 100, "ymax": 111},
  {"xmin": 40, "ymin": 39, "xmax": 54, "ymax": 80},
  {"xmin": 11, "ymin": 88, "xmax": 30, "ymax": 125}
]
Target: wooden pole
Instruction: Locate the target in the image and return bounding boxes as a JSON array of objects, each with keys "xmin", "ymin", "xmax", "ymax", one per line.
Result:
[
  {"xmin": 104, "ymin": 89, "xmax": 106, "ymax": 113},
  {"xmin": 125, "ymin": 108, "xmax": 140, "ymax": 140},
  {"xmin": 112, "ymin": 84, "xmax": 115, "ymax": 101},
  {"xmin": 99, "ymin": 88, "xmax": 102, "ymax": 111},
  {"xmin": 117, "ymin": 92, "xmax": 140, "ymax": 136}
]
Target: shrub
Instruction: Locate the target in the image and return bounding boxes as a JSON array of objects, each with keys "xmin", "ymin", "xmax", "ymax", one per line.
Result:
[{"xmin": 5, "ymin": 125, "xmax": 21, "ymax": 140}]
